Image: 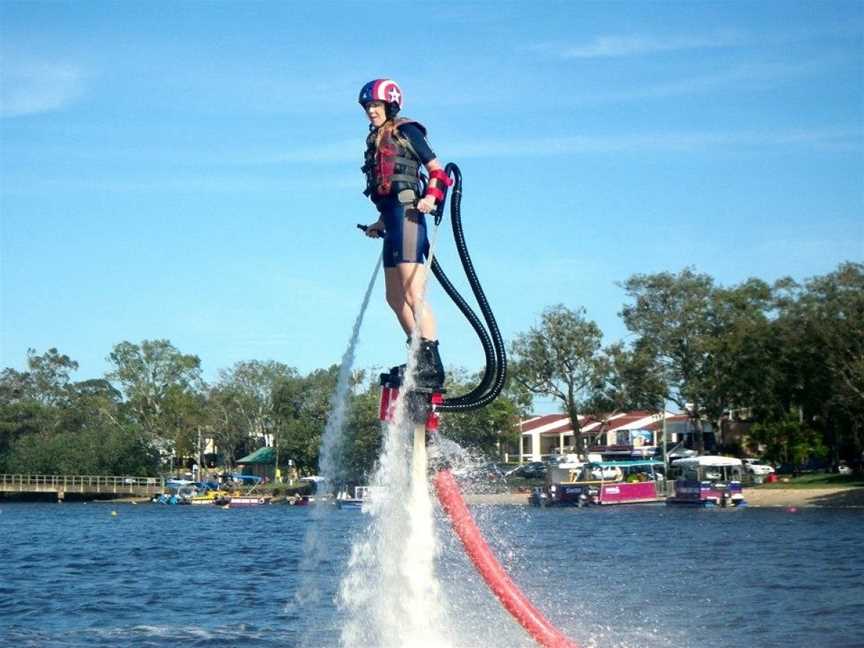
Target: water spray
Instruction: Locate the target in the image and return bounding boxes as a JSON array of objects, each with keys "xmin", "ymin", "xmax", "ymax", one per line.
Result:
[
  {"xmin": 295, "ymin": 253, "xmax": 381, "ymax": 620},
  {"xmin": 317, "ymin": 253, "xmax": 383, "ymax": 491},
  {"xmin": 374, "ymin": 164, "xmax": 579, "ymax": 648}
]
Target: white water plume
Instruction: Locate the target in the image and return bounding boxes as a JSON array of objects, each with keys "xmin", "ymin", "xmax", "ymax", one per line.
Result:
[
  {"xmin": 317, "ymin": 254, "xmax": 383, "ymax": 491},
  {"xmin": 294, "ymin": 254, "xmax": 380, "ymax": 616},
  {"xmin": 337, "ymin": 385, "xmax": 450, "ymax": 647},
  {"xmin": 338, "ymin": 223, "xmax": 452, "ymax": 647}
]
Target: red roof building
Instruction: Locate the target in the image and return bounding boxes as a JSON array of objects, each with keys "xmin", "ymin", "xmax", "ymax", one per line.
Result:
[{"xmin": 519, "ymin": 411, "xmax": 706, "ymax": 462}]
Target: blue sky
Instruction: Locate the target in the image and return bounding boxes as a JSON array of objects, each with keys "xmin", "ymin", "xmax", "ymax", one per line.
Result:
[{"xmin": 1, "ymin": 1, "xmax": 862, "ymax": 412}]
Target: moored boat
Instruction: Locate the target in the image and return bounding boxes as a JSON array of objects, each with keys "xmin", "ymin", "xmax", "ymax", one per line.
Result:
[
  {"xmin": 530, "ymin": 459, "xmax": 666, "ymax": 507},
  {"xmin": 337, "ymin": 486, "xmax": 370, "ymax": 510},
  {"xmin": 666, "ymin": 456, "xmax": 746, "ymax": 507},
  {"xmin": 189, "ymin": 490, "xmax": 232, "ymax": 505},
  {"xmin": 153, "ymin": 492, "xmax": 190, "ymax": 505},
  {"xmin": 228, "ymin": 494, "xmax": 272, "ymax": 507}
]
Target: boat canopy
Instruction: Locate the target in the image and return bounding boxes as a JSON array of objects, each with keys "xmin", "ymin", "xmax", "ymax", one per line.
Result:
[
  {"xmin": 591, "ymin": 460, "xmax": 665, "ymax": 468},
  {"xmin": 671, "ymin": 455, "xmax": 742, "ymax": 468}
]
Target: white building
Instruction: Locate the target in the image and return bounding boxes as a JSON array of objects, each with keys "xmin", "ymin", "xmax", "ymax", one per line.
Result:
[{"xmin": 519, "ymin": 411, "xmax": 715, "ymax": 462}]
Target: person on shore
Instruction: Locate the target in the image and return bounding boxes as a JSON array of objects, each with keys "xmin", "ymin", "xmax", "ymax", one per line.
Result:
[{"xmin": 359, "ymin": 78, "xmax": 450, "ymax": 390}]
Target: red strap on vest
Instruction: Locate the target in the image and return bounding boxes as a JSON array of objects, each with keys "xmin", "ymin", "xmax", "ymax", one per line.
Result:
[{"xmin": 376, "ymin": 127, "xmax": 398, "ymax": 196}]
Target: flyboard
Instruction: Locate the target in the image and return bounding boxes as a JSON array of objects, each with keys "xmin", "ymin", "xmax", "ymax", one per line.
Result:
[{"xmin": 372, "ymin": 164, "xmax": 579, "ymax": 648}]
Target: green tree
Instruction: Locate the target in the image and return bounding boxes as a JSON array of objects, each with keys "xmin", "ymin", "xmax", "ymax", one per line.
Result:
[
  {"xmin": 106, "ymin": 339, "xmax": 202, "ymax": 437},
  {"xmin": 215, "ymin": 360, "xmax": 296, "ymax": 442},
  {"xmin": 510, "ymin": 305, "xmax": 609, "ymax": 454},
  {"xmin": 0, "ymin": 348, "xmax": 82, "ymax": 467},
  {"xmin": 26, "ymin": 348, "xmax": 79, "ymax": 407},
  {"xmin": 771, "ymin": 262, "xmax": 864, "ymax": 466},
  {"xmin": 334, "ymin": 379, "xmax": 384, "ymax": 488},
  {"xmin": 439, "ymin": 370, "xmax": 531, "ymax": 458},
  {"xmin": 207, "ymin": 387, "xmax": 255, "ymax": 468},
  {"xmin": 0, "ymin": 400, "xmax": 52, "ymax": 470},
  {"xmin": 618, "ymin": 270, "xmax": 773, "ymax": 452},
  {"xmin": 273, "ymin": 366, "xmax": 338, "ymax": 474},
  {"xmin": 619, "ymin": 269, "xmax": 717, "ymax": 451},
  {"xmin": 4, "ymin": 423, "xmax": 160, "ymax": 476},
  {"xmin": 586, "ymin": 340, "xmax": 666, "ymax": 414},
  {"xmin": 60, "ymin": 379, "xmax": 124, "ymax": 434},
  {"xmin": 749, "ymin": 413, "xmax": 826, "ymax": 473}
]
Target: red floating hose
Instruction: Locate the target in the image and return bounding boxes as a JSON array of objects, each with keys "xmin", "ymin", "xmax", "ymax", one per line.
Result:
[{"xmin": 433, "ymin": 469, "xmax": 579, "ymax": 648}]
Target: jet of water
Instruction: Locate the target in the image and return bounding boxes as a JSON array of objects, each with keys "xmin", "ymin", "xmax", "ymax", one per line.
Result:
[
  {"xmin": 317, "ymin": 253, "xmax": 383, "ymax": 493},
  {"xmin": 338, "ymin": 224, "xmax": 453, "ymax": 648},
  {"xmin": 294, "ymin": 254, "xmax": 381, "ymax": 623}
]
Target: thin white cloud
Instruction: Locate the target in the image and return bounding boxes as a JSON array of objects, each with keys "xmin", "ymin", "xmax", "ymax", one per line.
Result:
[
  {"xmin": 0, "ymin": 61, "xmax": 85, "ymax": 117},
  {"xmin": 576, "ymin": 59, "xmax": 823, "ymax": 104},
  {"xmin": 448, "ymin": 128, "xmax": 862, "ymax": 159},
  {"xmin": 197, "ymin": 127, "xmax": 864, "ymax": 167},
  {"xmin": 535, "ymin": 31, "xmax": 744, "ymax": 59},
  {"xmin": 250, "ymin": 139, "xmax": 359, "ymax": 164}
]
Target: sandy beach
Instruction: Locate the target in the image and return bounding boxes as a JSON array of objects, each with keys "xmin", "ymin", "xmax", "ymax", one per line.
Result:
[
  {"xmin": 741, "ymin": 486, "xmax": 864, "ymax": 508},
  {"xmin": 465, "ymin": 486, "xmax": 864, "ymax": 508}
]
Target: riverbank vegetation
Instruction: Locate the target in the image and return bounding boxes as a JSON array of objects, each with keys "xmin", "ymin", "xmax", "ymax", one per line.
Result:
[
  {"xmin": 510, "ymin": 262, "xmax": 862, "ymax": 471},
  {"xmin": 755, "ymin": 472, "xmax": 864, "ymax": 489},
  {"xmin": 1, "ymin": 262, "xmax": 861, "ymax": 482}
]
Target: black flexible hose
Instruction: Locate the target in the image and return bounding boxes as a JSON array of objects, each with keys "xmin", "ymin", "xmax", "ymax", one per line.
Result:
[{"xmin": 431, "ymin": 163, "xmax": 507, "ymax": 412}]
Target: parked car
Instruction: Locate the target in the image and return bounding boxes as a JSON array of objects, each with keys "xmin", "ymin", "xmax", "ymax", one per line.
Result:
[
  {"xmin": 230, "ymin": 473, "xmax": 263, "ymax": 485},
  {"xmin": 505, "ymin": 462, "xmax": 548, "ymax": 480},
  {"xmin": 837, "ymin": 462, "xmax": 852, "ymax": 475},
  {"xmin": 165, "ymin": 478, "xmax": 195, "ymax": 489},
  {"xmin": 589, "ymin": 465, "xmax": 623, "ymax": 481},
  {"xmin": 742, "ymin": 459, "xmax": 775, "ymax": 476}
]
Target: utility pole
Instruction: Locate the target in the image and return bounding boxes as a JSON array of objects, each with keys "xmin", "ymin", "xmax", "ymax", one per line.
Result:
[
  {"xmin": 197, "ymin": 426, "xmax": 202, "ymax": 480},
  {"xmin": 661, "ymin": 406, "xmax": 669, "ymax": 494}
]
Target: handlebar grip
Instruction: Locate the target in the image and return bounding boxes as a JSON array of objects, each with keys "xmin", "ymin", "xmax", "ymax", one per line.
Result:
[{"xmin": 357, "ymin": 223, "xmax": 385, "ymax": 238}]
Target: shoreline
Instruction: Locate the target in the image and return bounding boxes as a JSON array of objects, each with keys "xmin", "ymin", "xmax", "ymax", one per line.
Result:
[
  {"xmin": 5, "ymin": 487, "xmax": 862, "ymax": 509},
  {"xmin": 464, "ymin": 486, "xmax": 864, "ymax": 508},
  {"xmin": 740, "ymin": 486, "xmax": 864, "ymax": 508}
]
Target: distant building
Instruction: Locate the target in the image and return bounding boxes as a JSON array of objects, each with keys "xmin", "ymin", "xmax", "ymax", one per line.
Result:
[
  {"xmin": 236, "ymin": 446, "xmax": 276, "ymax": 481},
  {"xmin": 519, "ymin": 411, "xmax": 716, "ymax": 462}
]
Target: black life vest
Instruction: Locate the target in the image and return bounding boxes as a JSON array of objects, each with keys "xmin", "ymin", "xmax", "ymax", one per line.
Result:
[{"xmin": 362, "ymin": 118, "xmax": 426, "ymax": 200}]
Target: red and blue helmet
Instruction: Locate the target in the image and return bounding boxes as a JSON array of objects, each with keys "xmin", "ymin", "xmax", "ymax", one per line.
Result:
[{"xmin": 358, "ymin": 79, "xmax": 403, "ymax": 114}]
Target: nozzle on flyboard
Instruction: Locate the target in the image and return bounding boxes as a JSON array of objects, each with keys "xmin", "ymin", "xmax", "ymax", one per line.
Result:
[{"xmin": 378, "ymin": 365, "xmax": 444, "ymax": 446}]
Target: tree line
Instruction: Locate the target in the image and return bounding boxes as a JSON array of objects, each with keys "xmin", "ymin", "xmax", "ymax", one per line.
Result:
[
  {"xmin": 510, "ymin": 262, "xmax": 862, "ymax": 470},
  {"xmin": 1, "ymin": 261, "xmax": 860, "ymax": 481},
  {"xmin": 0, "ymin": 341, "xmax": 522, "ymax": 485}
]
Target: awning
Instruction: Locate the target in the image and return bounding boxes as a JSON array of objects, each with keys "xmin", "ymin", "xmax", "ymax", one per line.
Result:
[{"xmin": 236, "ymin": 447, "xmax": 276, "ymax": 464}]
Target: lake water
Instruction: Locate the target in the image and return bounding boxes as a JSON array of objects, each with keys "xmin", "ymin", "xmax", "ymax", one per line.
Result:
[{"xmin": 1, "ymin": 501, "xmax": 862, "ymax": 648}]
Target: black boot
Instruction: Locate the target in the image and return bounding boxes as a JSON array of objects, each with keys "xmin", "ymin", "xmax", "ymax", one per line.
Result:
[{"xmin": 415, "ymin": 338, "xmax": 445, "ymax": 391}]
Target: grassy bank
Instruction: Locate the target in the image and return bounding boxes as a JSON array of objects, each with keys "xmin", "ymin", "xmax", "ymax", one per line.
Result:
[{"xmin": 757, "ymin": 473, "xmax": 864, "ymax": 489}]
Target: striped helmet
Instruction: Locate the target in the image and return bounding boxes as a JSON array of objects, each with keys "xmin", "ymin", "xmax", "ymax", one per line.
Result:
[{"xmin": 358, "ymin": 79, "xmax": 403, "ymax": 112}]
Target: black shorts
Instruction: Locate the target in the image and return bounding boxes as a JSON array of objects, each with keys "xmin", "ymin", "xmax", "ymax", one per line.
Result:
[{"xmin": 378, "ymin": 194, "xmax": 428, "ymax": 268}]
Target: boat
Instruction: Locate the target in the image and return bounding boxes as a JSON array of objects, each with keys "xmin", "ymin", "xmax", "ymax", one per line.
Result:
[
  {"xmin": 153, "ymin": 492, "xmax": 190, "ymax": 505},
  {"xmin": 529, "ymin": 459, "xmax": 666, "ymax": 506},
  {"xmin": 666, "ymin": 455, "xmax": 746, "ymax": 507},
  {"xmin": 153, "ymin": 482, "xmax": 198, "ymax": 505},
  {"xmin": 189, "ymin": 490, "xmax": 232, "ymax": 506},
  {"xmin": 337, "ymin": 486, "xmax": 370, "ymax": 510},
  {"xmin": 228, "ymin": 494, "xmax": 272, "ymax": 507}
]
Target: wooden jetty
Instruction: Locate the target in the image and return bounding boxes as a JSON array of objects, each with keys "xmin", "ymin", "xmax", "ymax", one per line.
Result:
[{"xmin": 0, "ymin": 474, "xmax": 165, "ymax": 501}]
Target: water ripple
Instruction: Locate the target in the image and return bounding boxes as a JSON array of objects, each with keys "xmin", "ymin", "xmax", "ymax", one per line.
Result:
[{"xmin": 0, "ymin": 503, "xmax": 862, "ymax": 647}]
